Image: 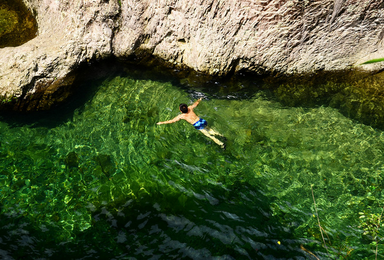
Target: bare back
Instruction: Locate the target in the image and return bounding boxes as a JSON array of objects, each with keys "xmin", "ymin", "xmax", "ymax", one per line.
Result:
[
  {"xmin": 180, "ymin": 107, "xmax": 200, "ymax": 125},
  {"xmin": 156, "ymin": 98, "xmax": 203, "ymax": 126}
]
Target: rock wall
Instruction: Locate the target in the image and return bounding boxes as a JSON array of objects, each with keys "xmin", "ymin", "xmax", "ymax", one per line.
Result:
[
  {"xmin": 114, "ymin": 0, "xmax": 384, "ymax": 75},
  {"xmin": 0, "ymin": 0, "xmax": 383, "ymax": 110}
]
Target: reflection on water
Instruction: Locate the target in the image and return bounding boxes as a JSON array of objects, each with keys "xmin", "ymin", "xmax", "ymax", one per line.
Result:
[{"xmin": 0, "ymin": 68, "xmax": 383, "ymax": 259}]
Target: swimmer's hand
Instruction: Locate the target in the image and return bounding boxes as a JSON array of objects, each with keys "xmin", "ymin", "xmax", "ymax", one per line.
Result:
[{"xmin": 156, "ymin": 122, "xmax": 163, "ymax": 125}]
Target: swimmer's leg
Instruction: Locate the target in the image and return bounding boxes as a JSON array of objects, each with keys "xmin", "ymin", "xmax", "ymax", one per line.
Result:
[
  {"xmin": 200, "ymin": 129, "xmax": 225, "ymax": 148},
  {"xmin": 205, "ymin": 127, "xmax": 224, "ymax": 137}
]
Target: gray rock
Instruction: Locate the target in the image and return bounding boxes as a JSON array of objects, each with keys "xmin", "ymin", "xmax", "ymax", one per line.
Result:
[{"xmin": 0, "ymin": 0, "xmax": 383, "ymax": 110}]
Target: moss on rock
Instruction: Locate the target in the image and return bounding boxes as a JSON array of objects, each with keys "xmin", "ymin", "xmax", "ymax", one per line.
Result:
[{"xmin": 0, "ymin": 0, "xmax": 37, "ymax": 48}]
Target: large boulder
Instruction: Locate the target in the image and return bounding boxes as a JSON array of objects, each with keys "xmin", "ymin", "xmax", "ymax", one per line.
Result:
[{"xmin": 0, "ymin": 0, "xmax": 383, "ymax": 111}]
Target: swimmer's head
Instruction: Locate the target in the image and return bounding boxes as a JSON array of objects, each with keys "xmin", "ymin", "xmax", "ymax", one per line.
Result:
[{"xmin": 179, "ymin": 103, "xmax": 188, "ymax": 113}]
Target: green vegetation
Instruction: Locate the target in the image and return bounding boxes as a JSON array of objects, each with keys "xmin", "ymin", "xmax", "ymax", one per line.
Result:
[
  {"xmin": 0, "ymin": 95, "xmax": 16, "ymax": 104},
  {"xmin": 361, "ymin": 58, "xmax": 384, "ymax": 65},
  {"xmin": 359, "ymin": 208, "xmax": 384, "ymax": 260}
]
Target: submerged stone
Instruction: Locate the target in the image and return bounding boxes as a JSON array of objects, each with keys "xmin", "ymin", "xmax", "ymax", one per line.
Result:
[
  {"xmin": 11, "ymin": 178, "xmax": 25, "ymax": 191},
  {"xmin": 65, "ymin": 151, "xmax": 79, "ymax": 169},
  {"xmin": 94, "ymin": 154, "xmax": 115, "ymax": 178},
  {"xmin": 265, "ymin": 70, "xmax": 384, "ymax": 129},
  {"xmin": 0, "ymin": 170, "xmax": 9, "ymax": 176}
]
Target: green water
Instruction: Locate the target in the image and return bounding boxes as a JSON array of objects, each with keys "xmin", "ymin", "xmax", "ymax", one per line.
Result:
[{"xmin": 0, "ymin": 68, "xmax": 383, "ymax": 259}]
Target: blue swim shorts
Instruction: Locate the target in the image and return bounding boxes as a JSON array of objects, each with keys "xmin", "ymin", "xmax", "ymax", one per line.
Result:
[{"xmin": 193, "ymin": 118, "xmax": 208, "ymax": 130}]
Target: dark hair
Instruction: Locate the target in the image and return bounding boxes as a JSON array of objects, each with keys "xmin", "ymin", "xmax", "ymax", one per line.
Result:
[{"xmin": 179, "ymin": 103, "xmax": 188, "ymax": 113}]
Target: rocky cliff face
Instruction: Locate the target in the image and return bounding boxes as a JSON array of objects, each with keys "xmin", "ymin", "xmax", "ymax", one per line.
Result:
[
  {"xmin": 0, "ymin": 0, "xmax": 383, "ymax": 111},
  {"xmin": 114, "ymin": 0, "xmax": 384, "ymax": 75}
]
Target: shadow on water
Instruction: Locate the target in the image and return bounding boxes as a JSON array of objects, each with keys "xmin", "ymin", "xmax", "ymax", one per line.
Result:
[
  {"xmin": 264, "ymin": 69, "xmax": 384, "ymax": 129},
  {"xmin": 0, "ymin": 60, "xmax": 268, "ymax": 128},
  {"xmin": 4, "ymin": 57, "xmax": 384, "ymax": 131},
  {"xmin": 118, "ymin": 63, "xmax": 384, "ymax": 131},
  {"xmin": 0, "ymin": 61, "xmax": 124, "ymax": 128},
  {"xmin": 104, "ymin": 60, "xmax": 270, "ymax": 102},
  {"xmin": 1, "ymin": 57, "xmax": 384, "ymax": 131},
  {"xmin": 0, "ymin": 182, "xmax": 311, "ymax": 259}
]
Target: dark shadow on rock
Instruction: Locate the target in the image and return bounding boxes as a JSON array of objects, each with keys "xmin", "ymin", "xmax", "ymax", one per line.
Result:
[
  {"xmin": 0, "ymin": 0, "xmax": 38, "ymax": 48},
  {"xmin": 0, "ymin": 58, "xmax": 124, "ymax": 128},
  {"xmin": 1, "ymin": 58, "xmax": 384, "ymax": 132}
]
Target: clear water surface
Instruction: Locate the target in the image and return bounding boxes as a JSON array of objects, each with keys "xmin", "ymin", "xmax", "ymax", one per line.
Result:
[{"xmin": 0, "ymin": 67, "xmax": 383, "ymax": 259}]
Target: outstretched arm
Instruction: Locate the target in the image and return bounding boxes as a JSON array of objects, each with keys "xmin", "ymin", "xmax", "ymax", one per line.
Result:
[
  {"xmin": 189, "ymin": 98, "xmax": 202, "ymax": 109},
  {"xmin": 157, "ymin": 114, "xmax": 182, "ymax": 125}
]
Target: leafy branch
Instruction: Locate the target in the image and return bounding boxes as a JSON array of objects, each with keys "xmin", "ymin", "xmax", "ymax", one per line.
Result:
[{"xmin": 359, "ymin": 207, "xmax": 384, "ymax": 260}]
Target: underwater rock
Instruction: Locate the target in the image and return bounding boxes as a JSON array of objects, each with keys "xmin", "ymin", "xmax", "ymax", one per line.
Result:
[
  {"xmin": 94, "ymin": 154, "xmax": 116, "ymax": 178},
  {"xmin": 11, "ymin": 178, "xmax": 25, "ymax": 191},
  {"xmin": 0, "ymin": 150, "xmax": 6, "ymax": 159},
  {"xmin": 0, "ymin": 170, "xmax": 10, "ymax": 176},
  {"xmin": 0, "ymin": 0, "xmax": 383, "ymax": 111},
  {"xmin": 65, "ymin": 151, "xmax": 79, "ymax": 169}
]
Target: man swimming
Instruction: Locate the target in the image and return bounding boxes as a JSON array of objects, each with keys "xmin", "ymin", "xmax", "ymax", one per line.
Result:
[{"xmin": 157, "ymin": 98, "xmax": 225, "ymax": 148}]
